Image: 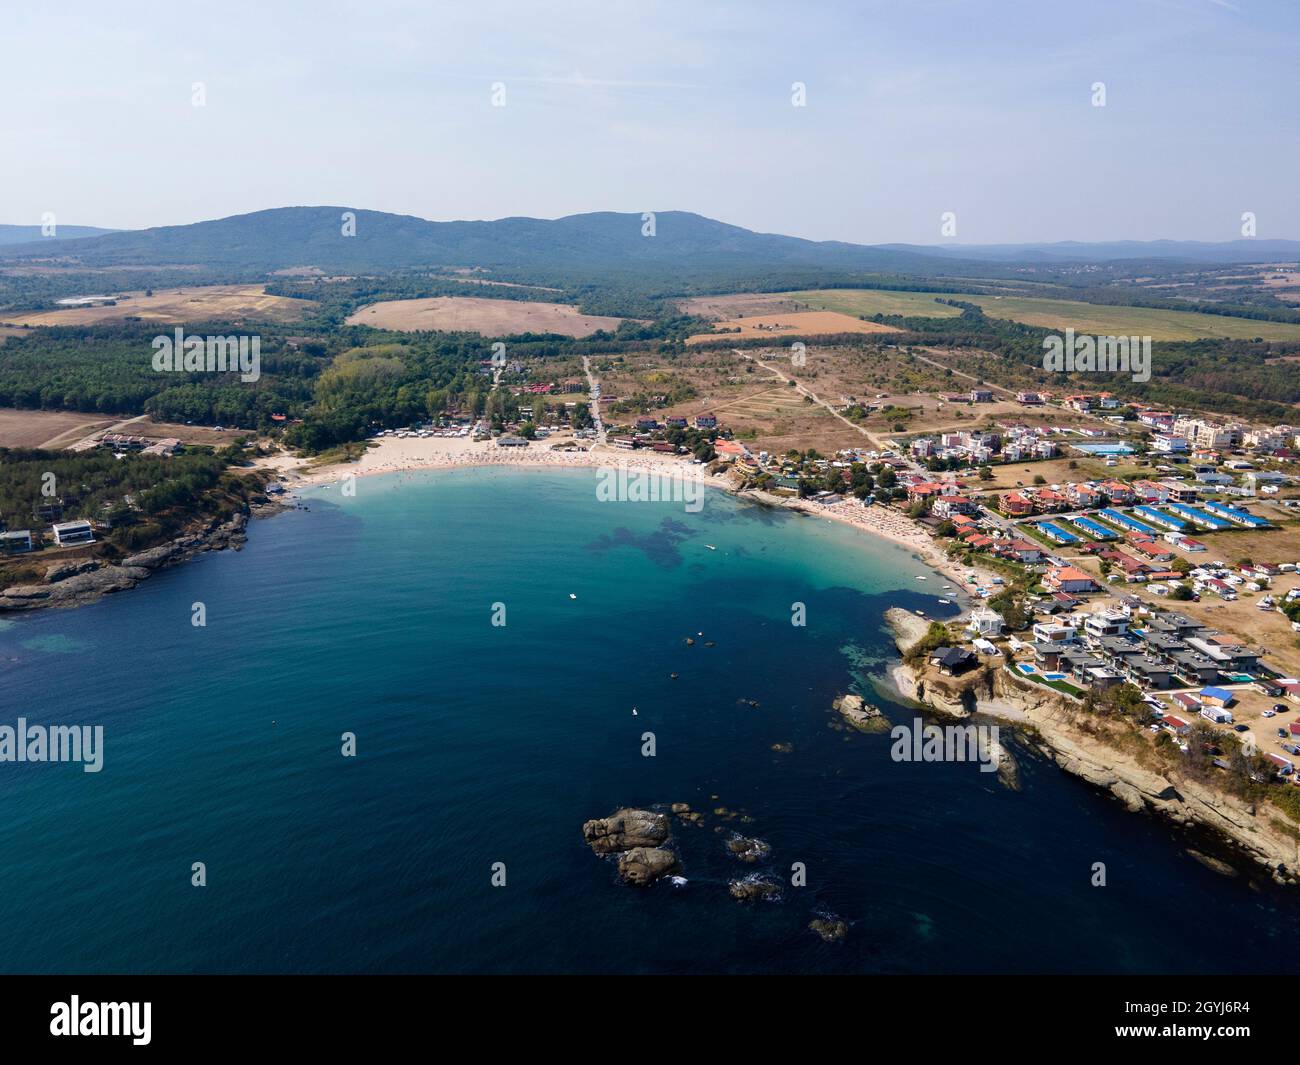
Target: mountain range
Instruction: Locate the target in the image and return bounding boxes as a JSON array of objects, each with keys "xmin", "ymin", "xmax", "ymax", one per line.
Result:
[{"xmin": 1, "ymin": 207, "xmax": 1296, "ymax": 274}]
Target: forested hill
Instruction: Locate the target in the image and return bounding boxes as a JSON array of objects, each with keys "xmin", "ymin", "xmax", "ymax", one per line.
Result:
[
  {"xmin": 0, "ymin": 207, "xmax": 978, "ymax": 275},
  {"xmin": 0, "ymin": 224, "xmax": 118, "ymax": 245}
]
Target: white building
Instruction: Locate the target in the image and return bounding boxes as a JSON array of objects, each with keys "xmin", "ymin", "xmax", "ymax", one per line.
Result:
[
  {"xmin": 51, "ymin": 520, "xmax": 95, "ymax": 546},
  {"xmin": 967, "ymin": 608, "xmax": 1004, "ymax": 637}
]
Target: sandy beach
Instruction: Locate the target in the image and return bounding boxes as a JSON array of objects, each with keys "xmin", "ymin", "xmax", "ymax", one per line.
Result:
[{"xmin": 258, "ymin": 434, "xmax": 976, "ymax": 599}]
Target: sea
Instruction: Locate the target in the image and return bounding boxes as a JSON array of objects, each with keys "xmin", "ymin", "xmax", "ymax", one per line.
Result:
[{"xmin": 1, "ymin": 466, "xmax": 1296, "ymax": 973}]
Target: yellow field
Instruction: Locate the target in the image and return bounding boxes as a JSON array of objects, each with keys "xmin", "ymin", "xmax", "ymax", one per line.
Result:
[
  {"xmin": 686, "ymin": 310, "xmax": 901, "ymax": 345},
  {"xmin": 786, "ymin": 287, "xmax": 1300, "ymax": 341},
  {"xmin": 2, "ymin": 285, "xmax": 314, "ymax": 326},
  {"xmin": 346, "ymin": 296, "xmax": 626, "ymax": 337}
]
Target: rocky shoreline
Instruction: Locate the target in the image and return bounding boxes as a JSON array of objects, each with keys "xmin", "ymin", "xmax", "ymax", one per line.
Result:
[
  {"xmin": 883, "ymin": 607, "xmax": 1300, "ymax": 886},
  {"xmin": 0, "ymin": 507, "xmax": 274, "ymax": 614}
]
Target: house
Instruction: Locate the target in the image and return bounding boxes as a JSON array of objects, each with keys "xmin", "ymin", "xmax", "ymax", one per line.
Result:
[
  {"xmin": 1001, "ymin": 491, "xmax": 1035, "ymax": 517},
  {"xmin": 932, "ymin": 494, "xmax": 978, "ymax": 518},
  {"xmin": 1172, "ymin": 693, "xmax": 1202, "ymax": 713},
  {"xmin": 1084, "ymin": 610, "xmax": 1129, "ymax": 641},
  {"xmin": 1100, "ymin": 480, "xmax": 1135, "ymax": 504},
  {"xmin": 1016, "ymin": 391, "xmax": 1046, "ymax": 405},
  {"xmin": 0, "ymin": 529, "xmax": 33, "ymax": 554},
  {"xmin": 1129, "ymin": 537, "xmax": 1173, "ymax": 562},
  {"xmin": 929, "ymin": 647, "xmax": 976, "ymax": 675},
  {"xmin": 1126, "ymin": 659, "xmax": 1173, "ymax": 689},
  {"xmin": 1067, "ymin": 484, "xmax": 1103, "ymax": 508},
  {"xmin": 907, "ymin": 481, "xmax": 947, "ymax": 501},
  {"xmin": 1198, "ymin": 686, "xmax": 1235, "ymax": 708},
  {"xmin": 51, "ymin": 520, "xmax": 94, "ymax": 546},
  {"xmin": 694, "ymin": 412, "xmax": 717, "ymax": 429},
  {"xmin": 969, "ymin": 388, "xmax": 993, "ymax": 403},
  {"xmin": 1044, "ymin": 566, "xmax": 1098, "ymax": 594},
  {"xmin": 1162, "ymin": 714, "xmax": 1192, "ymax": 735},
  {"xmin": 1033, "ymin": 488, "xmax": 1070, "ymax": 511},
  {"xmin": 967, "ymin": 608, "xmax": 1004, "ymax": 637},
  {"xmin": 634, "ymin": 417, "xmax": 659, "ymax": 431},
  {"xmin": 1152, "ymin": 434, "xmax": 1189, "ymax": 454},
  {"xmin": 1000, "ymin": 539, "xmax": 1044, "ymax": 564},
  {"xmin": 1266, "ymin": 753, "xmax": 1294, "ymax": 776},
  {"xmin": 1185, "ymin": 637, "xmax": 1262, "ymax": 674},
  {"xmin": 665, "ymin": 416, "xmax": 688, "ymax": 428},
  {"xmin": 1200, "ymin": 705, "xmax": 1234, "ymax": 724}
]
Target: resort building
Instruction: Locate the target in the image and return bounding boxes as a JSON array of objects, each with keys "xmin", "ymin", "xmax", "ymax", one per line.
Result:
[
  {"xmin": 51, "ymin": 520, "xmax": 94, "ymax": 546},
  {"xmin": 0, "ymin": 529, "xmax": 33, "ymax": 554}
]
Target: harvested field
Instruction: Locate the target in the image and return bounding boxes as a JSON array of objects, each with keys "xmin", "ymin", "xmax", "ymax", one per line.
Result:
[
  {"xmin": 787, "ymin": 288, "xmax": 966, "ymax": 319},
  {"xmin": 0, "ymin": 408, "xmax": 117, "ymax": 448},
  {"xmin": 1, "ymin": 284, "xmax": 314, "ymax": 327},
  {"xmin": 678, "ymin": 293, "xmax": 808, "ymax": 319},
  {"xmin": 686, "ymin": 310, "xmax": 901, "ymax": 345},
  {"xmin": 346, "ymin": 296, "xmax": 625, "ymax": 337},
  {"xmin": 787, "ymin": 286, "xmax": 1300, "ymax": 340}
]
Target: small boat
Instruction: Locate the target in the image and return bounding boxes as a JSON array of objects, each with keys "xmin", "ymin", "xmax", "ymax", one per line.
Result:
[
  {"xmin": 914, "ymin": 609, "xmax": 926, "ymax": 617},
  {"xmin": 569, "ymin": 593, "xmax": 577, "ymax": 600},
  {"xmin": 915, "ymin": 575, "xmax": 927, "ymax": 580},
  {"xmin": 705, "ymin": 544, "xmax": 716, "ymax": 551},
  {"xmin": 938, "ymin": 598, "xmax": 951, "ymax": 605}
]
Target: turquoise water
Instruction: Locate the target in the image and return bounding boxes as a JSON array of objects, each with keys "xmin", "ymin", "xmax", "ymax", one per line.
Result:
[{"xmin": 0, "ymin": 466, "xmax": 1296, "ymax": 973}]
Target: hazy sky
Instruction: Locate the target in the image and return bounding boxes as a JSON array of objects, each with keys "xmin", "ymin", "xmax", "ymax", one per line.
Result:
[{"xmin": 5, "ymin": 0, "xmax": 1298, "ymax": 243}]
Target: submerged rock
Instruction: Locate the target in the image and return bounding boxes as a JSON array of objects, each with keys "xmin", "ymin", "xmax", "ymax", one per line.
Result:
[
  {"xmin": 728, "ymin": 875, "xmax": 781, "ymax": 902},
  {"xmin": 581, "ymin": 808, "xmax": 670, "ymax": 854},
  {"xmin": 809, "ymin": 917, "xmax": 848, "ymax": 943},
  {"xmin": 726, "ymin": 835, "xmax": 772, "ymax": 863},
  {"xmin": 1187, "ymin": 849, "xmax": 1238, "ymax": 878}
]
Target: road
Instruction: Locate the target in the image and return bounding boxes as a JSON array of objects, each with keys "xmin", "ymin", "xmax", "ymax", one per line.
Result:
[{"xmin": 582, "ymin": 355, "xmax": 606, "ymax": 444}]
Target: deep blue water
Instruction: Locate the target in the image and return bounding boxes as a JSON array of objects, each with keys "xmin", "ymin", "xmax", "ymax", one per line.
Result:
[{"xmin": 0, "ymin": 466, "xmax": 1296, "ymax": 974}]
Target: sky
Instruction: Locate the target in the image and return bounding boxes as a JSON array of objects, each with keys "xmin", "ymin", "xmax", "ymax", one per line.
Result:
[{"xmin": 3, "ymin": 0, "xmax": 1298, "ymax": 244}]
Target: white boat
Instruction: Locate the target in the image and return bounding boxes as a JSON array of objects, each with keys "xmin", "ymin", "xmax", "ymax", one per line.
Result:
[
  {"xmin": 569, "ymin": 593, "xmax": 577, "ymax": 600},
  {"xmin": 938, "ymin": 598, "xmax": 951, "ymax": 605},
  {"xmin": 705, "ymin": 545, "xmax": 716, "ymax": 551}
]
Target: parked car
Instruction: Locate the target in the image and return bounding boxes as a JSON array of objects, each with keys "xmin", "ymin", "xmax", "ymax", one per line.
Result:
[{"xmin": 1234, "ymin": 724, "xmax": 1250, "ymax": 733}]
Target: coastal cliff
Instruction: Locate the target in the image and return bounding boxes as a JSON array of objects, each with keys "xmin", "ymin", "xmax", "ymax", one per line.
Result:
[
  {"xmin": 0, "ymin": 511, "xmax": 253, "ymax": 613},
  {"xmin": 883, "ymin": 607, "xmax": 1300, "ymax": 886}
]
